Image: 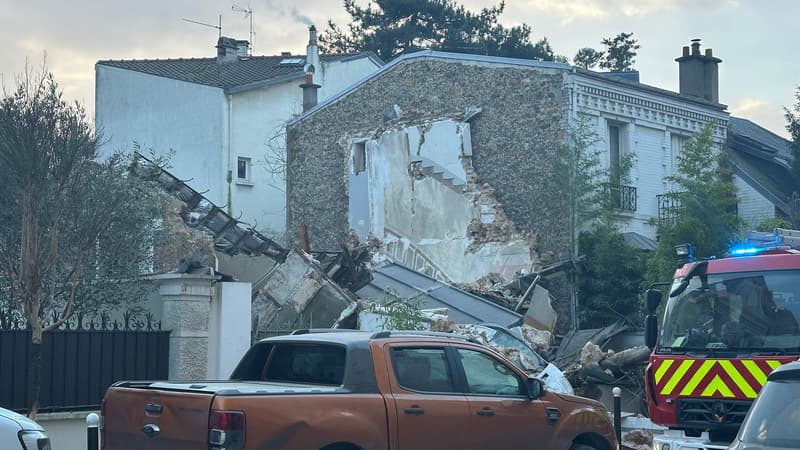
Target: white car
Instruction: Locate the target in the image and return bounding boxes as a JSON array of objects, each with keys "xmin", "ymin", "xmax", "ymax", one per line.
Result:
[{"xmin": 0, "ymin": 407, "xmax": 51, "ymax": 450}]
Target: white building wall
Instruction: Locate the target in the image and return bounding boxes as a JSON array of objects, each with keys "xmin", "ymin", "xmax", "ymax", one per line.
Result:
[
  {"xmin": 95, "ymin": 66, "xmax": 227, "ymax": 205},
  {"xmin": 96, "ymin": 57, "xmax": 380, "ymax": 238},
  {"xmin": 735, "ymin": 175, "xmax": 775, "ymax": 228},
  {"xmin": 228, "ymin": 57, "xmax": 381, "ymax": 235},
  {"xmin": 570, "ymin": 74, "xmax": 730, "ymax": 241}
]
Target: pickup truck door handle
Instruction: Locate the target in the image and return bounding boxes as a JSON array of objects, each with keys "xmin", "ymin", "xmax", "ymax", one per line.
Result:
[
  {"xmin": 404, "ymin": 406, "xmax": 425, "ymax": 415},
  {"xmin": 142, "ymin": 424, "xmax": 160, "ymax": 438},
  {"xmin": 477, "ymin": 408, "xmax": 495, "ymax": 416}
]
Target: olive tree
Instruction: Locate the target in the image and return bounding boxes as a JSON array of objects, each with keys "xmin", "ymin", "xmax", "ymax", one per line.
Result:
[{"xmin": 0, "ymin": 67, "xmax": 170, "ymax": 417}]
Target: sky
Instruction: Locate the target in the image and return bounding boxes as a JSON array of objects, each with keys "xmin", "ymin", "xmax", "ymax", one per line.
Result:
[{"xmin": 0, "ymin": 0, "xmax": 796, "ymax": 139}]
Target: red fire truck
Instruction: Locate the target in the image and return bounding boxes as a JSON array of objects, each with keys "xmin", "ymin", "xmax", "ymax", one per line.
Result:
[{"xmin": 644, "ymin": 229, "xmax": 800, "ymax": 449}]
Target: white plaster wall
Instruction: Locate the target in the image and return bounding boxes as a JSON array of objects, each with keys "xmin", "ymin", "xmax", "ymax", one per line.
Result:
[
  {"xmin": 97, "ymin": 57, "xmax": 380, "ymax": 236},
  {"xmin": 208, "ymin": 281, "xmax": 252, "ymax": 379},
  {"xmin": 370, "ymin": 124, "xmax": 531, "ymax": 283},
  {"xmin": 735, "ymin": 175, "xmax": 775, "ymax": 228},
  {"xmin": 95, "ymin": 66, "xmax": 226, "ymax": 205}
]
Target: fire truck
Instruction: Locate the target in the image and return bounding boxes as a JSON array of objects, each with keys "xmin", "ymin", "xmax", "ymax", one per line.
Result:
[{"xmin": 644, "ymin": 229, "xmax": 800, "ymax": 449}]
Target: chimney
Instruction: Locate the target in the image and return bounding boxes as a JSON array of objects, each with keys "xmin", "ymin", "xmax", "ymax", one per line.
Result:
[
  {"xmin": 300, "ymin": 72, "xmax": 320, "ymax": 112},
  {"xmin": 216, "ymin": 36, "xmax": 250, "ymax": 63},
  {"xmin": 304, "ymin": 25, "xmax": 320, "ymax": 81},
  {"xmin": 299, "ymin": 25, "xmax": 321, "ymax": 112},
  {"xmin": 675, "ymin": 39, "xmax": 722, "ymax": 103}
]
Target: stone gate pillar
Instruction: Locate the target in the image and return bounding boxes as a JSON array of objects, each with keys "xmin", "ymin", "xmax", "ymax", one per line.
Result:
[{"xmin": 153, "ymin": 273, "xmax": 220, "ymax": 380}]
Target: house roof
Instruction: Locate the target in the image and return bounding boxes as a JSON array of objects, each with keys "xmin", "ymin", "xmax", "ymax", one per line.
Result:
[
  {"xmin": 355, "ymin": 261, "xmax": 522, "ymax": 328},
  {"xmin": 96, "ymin": 52, "xmax": 382, "ymax": 93},
  {"xmin": 288, "ymin": 49, "xmax": 727, "ymax": 126},
  {"xmin": 622, "ymin": 232, "xmax": 657, "ymax": 251},
  {"xmin": 727, "ymin": 117, "xmax": 795, "ymax": 214}
]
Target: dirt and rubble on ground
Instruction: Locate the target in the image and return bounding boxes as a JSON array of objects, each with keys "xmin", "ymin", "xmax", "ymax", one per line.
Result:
[{"xmin": 622, "ymin": 429, "xmax": 654, "ymax": 450}]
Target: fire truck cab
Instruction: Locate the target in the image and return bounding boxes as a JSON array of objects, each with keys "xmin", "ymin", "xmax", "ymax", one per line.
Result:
[{"xmin": 644, "ymin": 229, "xmax": 800, "ymax": 449}]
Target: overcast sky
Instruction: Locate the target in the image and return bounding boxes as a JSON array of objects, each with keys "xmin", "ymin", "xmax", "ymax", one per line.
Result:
[{"xmin": 0, "ymin": 0, "xmax": 796, "ymax": 138}]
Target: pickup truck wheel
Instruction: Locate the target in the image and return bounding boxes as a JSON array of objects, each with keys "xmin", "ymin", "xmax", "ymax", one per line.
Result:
[{"xmin": 569, "ymin": 444, "xmax": 596, "ymax": 450}]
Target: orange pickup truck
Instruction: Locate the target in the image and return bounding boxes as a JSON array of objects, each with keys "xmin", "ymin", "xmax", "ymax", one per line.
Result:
[{"xmin": 101, "ymin": 330, "xmax": 617, "ymax": 450}]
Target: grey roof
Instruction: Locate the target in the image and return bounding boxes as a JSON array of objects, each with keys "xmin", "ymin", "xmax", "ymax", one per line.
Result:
[
  {"xmin": 622, "ymin": 232, "xmax": 657, "ymax": 251},
  {"xmin": 97, "ymin": 52, "xmax": 381, "ymax": 93},
  {"xmin": 288, "ymin": 49, "xmax": 727, "ymax": 126},
  {"xmin": 729, "ymin": 117, "xmax": 793, "ymax": 162},
  {"xmin": 356, "ymin": 262, "xmax": 522, "ymax": 328},
  {"xmin": 727, "ymin": 117, "xmax": 795, "ymax": 214}
]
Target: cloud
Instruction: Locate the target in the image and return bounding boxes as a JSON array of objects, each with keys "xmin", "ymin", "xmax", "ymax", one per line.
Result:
[
  {"xmin": 731, "ymin": 98, "xmax": 790, "ymax": 139},
  {"xmin": 513, "ymin": 0, "xmax": 738, "ymax": 22},
  {"xmin": 730, "ymin": 98, "xmax": 771, "ymax": 117}
]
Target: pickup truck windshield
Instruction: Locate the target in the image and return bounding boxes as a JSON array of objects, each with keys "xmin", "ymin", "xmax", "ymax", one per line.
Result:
[
  {"xmin": 659, "ymin": 270, "xmax": 800, "ymax": 353},
  {"xmin": 738, "ymin": 379, "xmax": 800, "ymax": 448}
]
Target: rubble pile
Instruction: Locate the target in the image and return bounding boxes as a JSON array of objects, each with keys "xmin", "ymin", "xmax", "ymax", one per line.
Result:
[{"xmin": 622, "ymin": 429, "xmax": 654, "ymax": 450}]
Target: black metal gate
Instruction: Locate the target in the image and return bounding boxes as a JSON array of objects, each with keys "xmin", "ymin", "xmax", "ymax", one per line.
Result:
[{"xmin": 0, "ymin": 311, "xmax": 170, "ymax": 413}]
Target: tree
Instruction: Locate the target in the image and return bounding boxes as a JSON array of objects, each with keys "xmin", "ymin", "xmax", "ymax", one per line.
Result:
[
  {"xmin": 320, "ymin": 0, "xmax": 555, "ymax": 62},
  {"xmin": 573, "ymin": 47, "xmax": 603, "ymax": 69},
  {"xmin": 646, "ymin": 122, "xmax": 741, "ymax": 285},
  {"xmin": 0, "ymin": 67, "xmax": 169, "ymax": 417},
  {"xmin": 599, "ymin": 32, "xmax": 640, "ymax": 71},
  {"xmin": 552, "ymin": 114, "xmax": 641, "ymax": 329}
]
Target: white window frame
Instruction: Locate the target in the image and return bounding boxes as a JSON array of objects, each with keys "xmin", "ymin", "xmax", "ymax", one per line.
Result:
[{"xmin": 236, "ymin": 156, "xmax": 254, "ymax": 186}]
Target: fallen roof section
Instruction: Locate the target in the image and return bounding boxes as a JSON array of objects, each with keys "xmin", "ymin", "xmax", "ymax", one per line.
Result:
[{"xmin": 356, "ymin": 261, "xmax": 522, "ymax": 328}]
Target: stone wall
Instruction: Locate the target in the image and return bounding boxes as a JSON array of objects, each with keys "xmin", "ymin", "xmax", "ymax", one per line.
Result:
[{"xmin": 287, "ymin": 58, "xmax": 569, "ymax": 258}]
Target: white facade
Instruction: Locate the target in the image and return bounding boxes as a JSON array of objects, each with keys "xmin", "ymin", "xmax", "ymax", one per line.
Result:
[
  {"xmin": 568, "ymin": 73, "xmax": 730, "ymax": 241},
  {"xmin": 96, "ymin": 54, "xmax": 380, "ymax": 238},
  {"xmin": 735, "ymin": 176, "xmax": 776, "ymax": 228}
]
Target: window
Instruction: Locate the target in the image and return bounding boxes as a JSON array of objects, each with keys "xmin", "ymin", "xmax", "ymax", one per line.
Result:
[
  {"xmin": 262, "ymin": 343, "xmax": 346, "ymax": 385},
  {"xmin": 608, "ymin": 124, "xmax": 622, "ymax": 185},
  {"xmin": 236, "ymin": 157, "xmax": 252, "ymax": 184},
  {"xmin": 352, "ymin": 142, "xmax": 366, "ymax": 174},
  {"xmin": 457, "ymin": 348, "xmax": 524, "ymax": 396},
  {"xmin": 392, "ymin": 347, "xmax": 455, "ymax": 393}
]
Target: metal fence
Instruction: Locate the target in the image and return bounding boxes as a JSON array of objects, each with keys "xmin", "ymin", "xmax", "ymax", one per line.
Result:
[{"xmin": 0, "ymin": 311, "xmax": 170, "ymax": 413}]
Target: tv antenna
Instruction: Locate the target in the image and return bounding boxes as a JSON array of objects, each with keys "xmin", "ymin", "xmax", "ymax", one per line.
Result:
[
  {"xmin": 183, "ymin": 14, "xmax": 223, "ymax": 38},
  {"xmin": 232, "ymin": 4, "xmax": 255, "ymax": 50}
]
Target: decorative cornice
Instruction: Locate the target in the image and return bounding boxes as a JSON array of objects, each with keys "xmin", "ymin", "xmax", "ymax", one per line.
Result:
[{"xmin": 575, "ymin": 83, "xmax": 728, "ymax": 139}]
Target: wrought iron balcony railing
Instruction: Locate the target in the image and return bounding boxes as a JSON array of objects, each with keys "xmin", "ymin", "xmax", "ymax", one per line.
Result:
[
  {"xmin": 657, "ymin": 194, "xmax": 682, "ymax": 224},
  {"xmin": 604, "ymin": 184, "xmax": 637, "ymax": 212}
]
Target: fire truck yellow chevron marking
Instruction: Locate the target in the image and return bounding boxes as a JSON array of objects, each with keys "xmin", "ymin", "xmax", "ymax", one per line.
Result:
[
  {"xmin": 743, "ymin": 360, "xmax": 767, "ymax": 385},
  {"xmin": 719, "ymin": 360, "xmax": 757, "ymax": 398},
  {"xmin": 767, "ymin": 360, "xmax": 781, "ymax": 370},
  {"xmin": 661, "ymin": 360, "xmax": 694, "ymax": 395},
  {"xmin": 655, "ymin": 359, "xmax": 674, "ymax": 384},
  {"xmin": 702, "ymin": 375, "xmax": 735, "ymax": 398},
  {"xmin": 680, "ymin": 360, "xmax": 715, "ymax": 396}
]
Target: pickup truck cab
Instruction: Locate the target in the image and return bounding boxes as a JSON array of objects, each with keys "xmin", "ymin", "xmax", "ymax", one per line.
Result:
[{"xmin": 102, "ymin": 330, "xmax": 616, "ymax": 450}]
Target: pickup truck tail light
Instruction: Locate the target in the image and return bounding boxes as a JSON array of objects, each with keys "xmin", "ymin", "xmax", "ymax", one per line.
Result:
[{"xmin": 208, "ymin": 410, "xmax": 245, "ymax": 450}]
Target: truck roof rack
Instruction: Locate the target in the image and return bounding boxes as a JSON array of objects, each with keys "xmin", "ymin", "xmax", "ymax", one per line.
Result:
[
  {"xmin": 290, "ymin": 328, "xmax": 363, "ymax": 335},
  {"xmin": 370, "ymin": 330, "xmax": 479, "ymax": 344}
]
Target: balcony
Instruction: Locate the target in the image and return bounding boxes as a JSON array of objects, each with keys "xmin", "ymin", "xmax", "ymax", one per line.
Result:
[
  {"xmin": 657, "ymin": 194, "xmax": 682, "ymax": 224},
  {"xmin": 604, "ymin": 184, "xmax": 637, "ymax": 212}
]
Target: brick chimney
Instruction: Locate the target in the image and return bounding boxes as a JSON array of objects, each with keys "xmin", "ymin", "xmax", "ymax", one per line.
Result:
[
  {"xmin": 675, "ymin": 39, "xmax": 722, "ymax": 103},
  {"xmin": 300, "ymin": 72, "xmax": 320, "ymax": 112},
  {"xmin": 216, "ymin": 36, "xmax": 250, "ymax": 63}
]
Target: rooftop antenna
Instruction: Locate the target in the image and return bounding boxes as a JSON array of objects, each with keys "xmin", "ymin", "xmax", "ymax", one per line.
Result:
[
  {"xmin": 232, "ymin": 4, "xmax": 255, "ymax": 52},
  {"xmin": 183, "ymin": 14, "xmax": 223, "ymax": 38}
]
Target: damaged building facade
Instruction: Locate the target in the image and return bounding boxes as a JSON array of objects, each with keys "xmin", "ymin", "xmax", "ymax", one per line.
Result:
[{"xmin": 285, "ymin": 46, "xmax": 730, "ymax": 333}]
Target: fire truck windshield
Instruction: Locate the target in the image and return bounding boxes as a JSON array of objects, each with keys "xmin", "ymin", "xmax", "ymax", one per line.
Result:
[{"xmin": 659, "ymin": 270, "xmax": 800, "ymax": 353}]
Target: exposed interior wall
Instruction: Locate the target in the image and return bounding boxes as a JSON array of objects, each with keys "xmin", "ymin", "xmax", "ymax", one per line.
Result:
[{"xmin": 344, "ymin": 118, "xmax": 533, "ymax": 283}]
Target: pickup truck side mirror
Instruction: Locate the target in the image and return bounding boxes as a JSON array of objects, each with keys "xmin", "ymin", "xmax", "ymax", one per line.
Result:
[{"xmin": 526, "ymin": 378, "xmax": 545, "ymax": 400}]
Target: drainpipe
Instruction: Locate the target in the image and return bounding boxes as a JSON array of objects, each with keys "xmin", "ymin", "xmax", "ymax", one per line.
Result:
[{"xmin": 226, "ymin": 94, "xmax": 233, "ymax": 215}]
